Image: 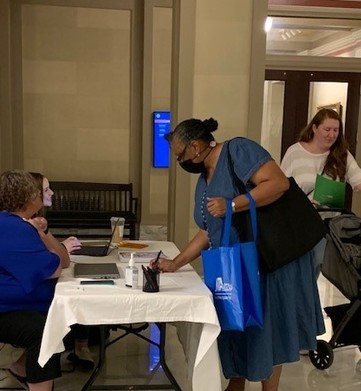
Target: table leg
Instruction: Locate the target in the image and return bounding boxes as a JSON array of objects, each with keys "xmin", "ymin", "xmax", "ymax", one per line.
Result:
[
  {"xmin": 157, "ymin": 323, "xmax": 182, "ymax": 391},
  {"xmin": 80, "ymin": 323, "xmax": 182, "ymax": 391},
  {"xmin": 81, "ymin": 325, "xmax": 107, "ymax": 391}
]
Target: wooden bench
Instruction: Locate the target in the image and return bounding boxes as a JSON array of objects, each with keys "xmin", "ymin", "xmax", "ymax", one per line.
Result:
[{"xmin": 46, "ymin": 182, "xmax": 139, "ymax": 239}]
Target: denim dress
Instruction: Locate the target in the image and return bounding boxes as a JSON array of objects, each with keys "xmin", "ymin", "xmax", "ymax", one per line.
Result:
[{"xmin": 195, "ymin": 138, "xmax": 325, "ymax": 381}]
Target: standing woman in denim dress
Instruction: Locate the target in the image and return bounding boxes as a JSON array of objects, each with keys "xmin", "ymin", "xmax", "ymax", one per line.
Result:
[{"xmin": 152, "ymin": 118, "xmax": 325, "ymax": 391}]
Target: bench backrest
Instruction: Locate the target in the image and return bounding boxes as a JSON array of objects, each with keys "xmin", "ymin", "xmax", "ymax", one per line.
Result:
[{"xmin": 49, "ymin": 181, "xmax": 137, "ymax": 214}]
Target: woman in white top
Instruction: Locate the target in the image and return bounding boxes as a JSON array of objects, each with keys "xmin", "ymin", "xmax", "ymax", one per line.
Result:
[
  {"xmin": 281, "ymin": 108, "xmax": 361, "ymax": 199},
  {"xmin": 281, "ymin": 108, "xmax": 361, "ymax": 277}
]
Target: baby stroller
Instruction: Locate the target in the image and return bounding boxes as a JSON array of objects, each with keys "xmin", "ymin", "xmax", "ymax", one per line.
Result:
[{"xmin": 309, "ymin": 211, "xmax": 361, "ymax": 370}]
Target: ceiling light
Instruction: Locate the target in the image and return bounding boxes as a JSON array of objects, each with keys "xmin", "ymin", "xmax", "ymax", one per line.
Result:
[{"xmin": 265, "ymin": 17, "xmax": 273, "ymax": 33}]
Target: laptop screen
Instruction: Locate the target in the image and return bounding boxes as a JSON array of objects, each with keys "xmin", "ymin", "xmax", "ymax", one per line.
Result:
[{"xmin": 71, "ymin": 218, "xmax": 120, "ymax": 256}]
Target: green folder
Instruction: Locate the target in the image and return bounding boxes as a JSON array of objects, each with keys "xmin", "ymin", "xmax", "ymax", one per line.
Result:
[{"xmin": 313, "ymin": 174, "xmax": 346, "ymax": 208}]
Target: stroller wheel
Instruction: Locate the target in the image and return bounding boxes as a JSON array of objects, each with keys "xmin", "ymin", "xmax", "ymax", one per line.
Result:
[{"xmin": 309, "ymin": 340, "xmax": 334, "ymax": 370}]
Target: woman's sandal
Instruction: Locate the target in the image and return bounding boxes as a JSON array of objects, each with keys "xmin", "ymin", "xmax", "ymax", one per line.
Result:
[{"xmin": 7, "ymin": 369, "xmax": 28, "ymax": 390}]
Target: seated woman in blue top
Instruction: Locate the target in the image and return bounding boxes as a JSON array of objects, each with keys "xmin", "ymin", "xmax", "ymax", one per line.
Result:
[{"xmin": 0, "ymin": 170, "xmax": 65, "ymax": 391}]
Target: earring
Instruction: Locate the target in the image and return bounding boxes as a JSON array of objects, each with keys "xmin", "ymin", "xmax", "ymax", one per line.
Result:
[{"xmin": 210, "ymin": 140, "xmax": 216, "ymax": 147}]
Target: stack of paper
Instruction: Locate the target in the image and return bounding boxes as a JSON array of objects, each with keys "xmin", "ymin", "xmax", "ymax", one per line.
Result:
[{"xmin": 118, "ymin": 251, "xmax": 168, "ymax": 263}]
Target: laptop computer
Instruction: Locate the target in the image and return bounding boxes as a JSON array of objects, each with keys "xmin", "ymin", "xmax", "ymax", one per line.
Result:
[
  {"xmin": 71, "ymin": 219, "xmax": 119, "ymax": 257},
  {"xmin": 74, "ymin": 262, "xmax": 121, "ymax": 279}
]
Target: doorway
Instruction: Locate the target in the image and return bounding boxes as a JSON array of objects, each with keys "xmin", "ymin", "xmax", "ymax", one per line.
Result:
[
  {"xmin": 262, "ymin": 70, "xmax": 361, "ymax": 208},
  {"xmin": 262, "ymin": 70, "xmax": 361, "ymax": 162}
]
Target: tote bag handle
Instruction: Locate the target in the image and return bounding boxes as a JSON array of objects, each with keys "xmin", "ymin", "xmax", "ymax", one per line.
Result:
[{"xmin": 221, "ymin": 193, "xmax": 257, "ymax": 247}]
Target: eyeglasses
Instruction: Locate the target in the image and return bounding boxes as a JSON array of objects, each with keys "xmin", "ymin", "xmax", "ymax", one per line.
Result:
[{"xmin": 176, "ymin": 145, "xmax": 188, "ymax": 162}]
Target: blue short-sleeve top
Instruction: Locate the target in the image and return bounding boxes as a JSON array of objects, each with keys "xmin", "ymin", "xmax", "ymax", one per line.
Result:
[
  {"xmin": 0, "ymin": 211, "xmax": 60, "ymax": 312},
  {"xmin": 194, "ymin": 138, "xmax": 272, "ymax": 248}
]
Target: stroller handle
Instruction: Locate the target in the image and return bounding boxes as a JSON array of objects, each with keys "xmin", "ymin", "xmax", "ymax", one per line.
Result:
[{"xmin": 316, "ymin": 206, "xmax": 353, "ymax": 215}]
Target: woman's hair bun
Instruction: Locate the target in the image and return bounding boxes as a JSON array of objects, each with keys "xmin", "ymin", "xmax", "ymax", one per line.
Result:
[{"xmin": 203, "ymin": 118, "xmax": 218, "ymax": 133}]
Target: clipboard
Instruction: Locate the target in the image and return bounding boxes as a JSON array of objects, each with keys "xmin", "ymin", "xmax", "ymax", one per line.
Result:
[{"xmin": 313, "ymin": 174, "xmax": 346, "ymax": 208}]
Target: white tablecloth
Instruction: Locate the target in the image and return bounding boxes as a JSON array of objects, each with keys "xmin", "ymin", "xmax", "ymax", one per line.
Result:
[{"xmin": 38, "ymin": 241, "xmax": 222, "ymax": 391}]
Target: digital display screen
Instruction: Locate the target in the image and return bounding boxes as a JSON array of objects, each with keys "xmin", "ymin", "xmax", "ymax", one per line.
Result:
[{"xmin": 153, "ymin": 111, "xmax": 171, "ymax": 168}]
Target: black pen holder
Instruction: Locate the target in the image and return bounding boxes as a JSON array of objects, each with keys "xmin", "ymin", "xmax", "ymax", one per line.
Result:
[{"xmin": 142, "ymin": 265, "xmax": 160, "ymax": 293}]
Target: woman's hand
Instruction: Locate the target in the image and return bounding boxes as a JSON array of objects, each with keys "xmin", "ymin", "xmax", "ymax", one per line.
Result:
[
  {"xmin": 149, "ymin": 257, "xmax": 177, "ymax": 273},
  {"xmin": 206, "ymin": 197, "xmax": 227, "ymax": 217},
  {"xmin": 28, "ymin": 216, "xmax": 48, "ymax": 233},
  {"xmin": 62, "ymin": 236, "xmax": 82, "ymax": 253},
  {"xmin": 150, "ymin": 230, "xmax": 209, "ymax": 273}
]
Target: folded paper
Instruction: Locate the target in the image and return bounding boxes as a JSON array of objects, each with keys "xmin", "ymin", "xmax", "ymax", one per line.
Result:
[{"xmin": 314, "ymin": 174, "xmax": 346, "ymax": 208}]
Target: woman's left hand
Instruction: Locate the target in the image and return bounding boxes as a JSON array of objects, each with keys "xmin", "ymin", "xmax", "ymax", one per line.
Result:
[
  {"xmin": 206, "ymin": 197, "xmax": 227, "ymax": 217},
  {"xmin": 150, "ymin": 257, "xmax": 177, "ymax": 272},
  {"xmin": 28, "ymin": 216, "xmax": 48, "ymax": 233},
  {"xmin": 62, "ymin": 236, "xmax": 82, "ymax": 253}
]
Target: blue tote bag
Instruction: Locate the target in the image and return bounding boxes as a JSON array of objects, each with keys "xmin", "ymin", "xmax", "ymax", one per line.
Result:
[{"xmin": 202, "ymin": 194, "xmax": 263, "ymax": 331}]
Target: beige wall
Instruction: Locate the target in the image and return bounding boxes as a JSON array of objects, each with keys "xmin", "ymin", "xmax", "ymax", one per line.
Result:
[
  {"xmin": 143, "ymin": 4, "xmax": 172, "ymax": 223},
  {"xmin": 169, "ymin": 0, "xmax": 267, "ymax": 272},
  {"xmin": 22, "ymin": 5, "xmax": 132, "ymax": 182},
  {"xmin": 193, "ymin": 0, "xmax": 253, "ymax": 138},
  {"xmin": 0, "ymin": 0, "xmax": 13, "ymax": 171},
  {"xmin": 0, "ymin": 0, "xmax": 268, "ymax": 270},
  {"xmin": 2, "ymin": 0, "xmax": 173, "ymax": 225},
  {"xmin": 189, "ymin": 0, "xmax": 255, "ymax": 245}
]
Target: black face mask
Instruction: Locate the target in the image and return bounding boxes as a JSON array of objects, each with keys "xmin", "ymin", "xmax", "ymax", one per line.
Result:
[
  {"xmin": 179, "ymin": 159, "xmax": 206, "ymax": 174},
  {"xmin": 178, "ymin": 145, "xmax": 214, "ymax": 174}
]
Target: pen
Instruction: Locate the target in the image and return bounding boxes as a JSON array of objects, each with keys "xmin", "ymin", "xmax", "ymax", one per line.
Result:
[{"xmin": 152, "ymin": 250, "xmax": 162, "ymax": 270}]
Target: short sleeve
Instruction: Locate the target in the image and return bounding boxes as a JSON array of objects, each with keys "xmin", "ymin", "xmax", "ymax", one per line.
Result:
[
  {"xmin": 0, "ymin": 216, "xmax": 60, "ymax": 294},
  {"xmin": 346, "ymin": 151, "xmax": 361, "ymax": 189},
  {"xmin": 227, "ymin": 138, "xmax": 273, "ymax": 185},
  {"xmin": 280, "ymin": 147, "xmax": 294, "ymax": 177}
]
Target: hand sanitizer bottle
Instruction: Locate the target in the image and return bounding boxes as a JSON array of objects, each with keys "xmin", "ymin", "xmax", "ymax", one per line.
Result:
[{"xmin": 125, "ymin": 252, "xmax": 138, "ymax": 289}]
